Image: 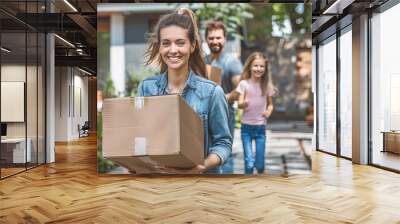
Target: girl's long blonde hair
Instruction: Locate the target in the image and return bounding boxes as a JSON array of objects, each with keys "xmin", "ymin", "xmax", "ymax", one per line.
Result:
[
  {"xmin": 241, "ymin": 52, "xmax": 276, "ymax": 96},
  {"xmin": 144, "ymin": 7, "xmax": 206, "ymax": 77}
]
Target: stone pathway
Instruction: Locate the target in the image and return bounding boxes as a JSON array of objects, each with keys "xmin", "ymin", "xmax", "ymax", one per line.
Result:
[{"xmin": 230, "ymin": 130, "xmax": 312, "ymax": 175}]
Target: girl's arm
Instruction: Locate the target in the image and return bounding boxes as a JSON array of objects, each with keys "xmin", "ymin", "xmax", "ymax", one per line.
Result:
[{"xmin": 262, "ymin": 96, "xmax": 274, "ymax": 118}]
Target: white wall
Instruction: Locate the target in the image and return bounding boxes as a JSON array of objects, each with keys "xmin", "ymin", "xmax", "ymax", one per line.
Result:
[
  {"xmin": 72, "ymin": 73, "xmax": 89, "ymax": 138},
  {"xmin": 55, "ymin": 67, "xmax": 89, "ymax": 141},
  {"xmin": 55, "ymin": 67, "xmax": 69, "ymax": 141}
]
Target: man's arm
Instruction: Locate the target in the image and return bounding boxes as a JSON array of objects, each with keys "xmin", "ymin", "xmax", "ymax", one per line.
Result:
[
  {"xmin": 225, "ymin": 55, "xmax": 243, "ymax": 104},
  {"xmin": 237, "ymin": 91, "xmax": 248, "ymax": 109}
]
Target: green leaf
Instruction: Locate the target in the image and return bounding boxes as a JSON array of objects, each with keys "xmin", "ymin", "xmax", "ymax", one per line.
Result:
[{"xmin": 241, "ymin": 11, "xmax": 254, "ymax": 19}]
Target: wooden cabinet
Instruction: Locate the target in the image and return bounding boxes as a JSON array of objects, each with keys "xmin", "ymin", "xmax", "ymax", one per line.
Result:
[{"xmin": 382, "ymin": 132, "xmax": 400, "ymax": 154}]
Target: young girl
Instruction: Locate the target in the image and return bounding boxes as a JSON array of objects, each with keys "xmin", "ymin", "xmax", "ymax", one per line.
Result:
[
  {"xmin": 137, "ymin": 8, "xmax": 232, "ymax": 174},
  {"xmin": 236, "ymin": 52, "xmax": 275, "ymax": 174}
]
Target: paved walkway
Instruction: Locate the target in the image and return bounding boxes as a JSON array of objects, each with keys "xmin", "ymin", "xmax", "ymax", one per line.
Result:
[{"xmin": 230, "ymin": 129, "xmax": 312, "ymax": 175}]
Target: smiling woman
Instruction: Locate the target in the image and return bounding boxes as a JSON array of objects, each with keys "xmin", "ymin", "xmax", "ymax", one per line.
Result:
[
  {"xmin": 137, "ymin": 8, "xmax": 232, "ymax": 174},
  {"xmin": 159, "ymin": 25, "xmax": 194, "ymax": 87},
  {"xmin": 144, "ymin": 8, "xmax": 205, "ymax": 77}
]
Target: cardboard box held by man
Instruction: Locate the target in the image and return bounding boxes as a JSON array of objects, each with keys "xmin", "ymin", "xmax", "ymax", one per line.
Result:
[{"xmin": 206, "ymin": 65, "xmax": 222, "ymax": 85}]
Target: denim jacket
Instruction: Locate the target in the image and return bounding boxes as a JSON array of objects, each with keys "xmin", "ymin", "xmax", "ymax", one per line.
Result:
[{"xmin": 137, "ymin": 69, "xmax": 232, "ymax": 165}]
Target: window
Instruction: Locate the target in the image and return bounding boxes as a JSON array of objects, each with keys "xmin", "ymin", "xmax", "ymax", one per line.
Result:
[
  {"xmin": 339, "ymin": 27, "xmax": 352, "ymax": 158},
  {"xmin": 370, "ymin": 3, "xmax": 400, "ymax": 171},
  {"xmin": 317, "ymin": 35, "xmax": 337, "ymax": 154}
]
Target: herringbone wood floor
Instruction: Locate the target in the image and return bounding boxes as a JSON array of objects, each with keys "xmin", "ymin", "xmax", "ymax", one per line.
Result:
[{"xmin": 1, "ymin": 135, "xmax": 400, "ymax": 223}]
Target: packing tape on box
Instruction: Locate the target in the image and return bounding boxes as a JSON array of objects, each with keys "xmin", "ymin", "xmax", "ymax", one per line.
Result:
[
  {"xmin": 134, "ymin": 137, "xmax": 147, "ymax": 155},
  {"xmin": 134, "ymin": 96, "xmax": 144, "ymax": 109}
]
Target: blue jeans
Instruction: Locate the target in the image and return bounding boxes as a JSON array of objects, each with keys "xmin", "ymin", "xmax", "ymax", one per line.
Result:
[{"xmin": 241, "ymin": 124, "xmax": 266, "ymax": 174}]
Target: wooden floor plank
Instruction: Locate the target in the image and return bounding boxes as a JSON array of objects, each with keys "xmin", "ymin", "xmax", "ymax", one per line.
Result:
[{"xmin": 0, "ymin": 134, "xmax": 399, "ymax": 223}]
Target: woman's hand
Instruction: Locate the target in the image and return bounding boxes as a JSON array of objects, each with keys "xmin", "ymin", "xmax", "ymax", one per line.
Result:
[
  {"xmin": 159, "ymin": 164, "xmax": 206, "ymax": 174},
  {"xmin": 189, "ymin": 164, "xmax": 207, "ymax": 174},
  {"xmin": 158, "ymin": 154, "xmax": 220, "ymax": 174}
]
